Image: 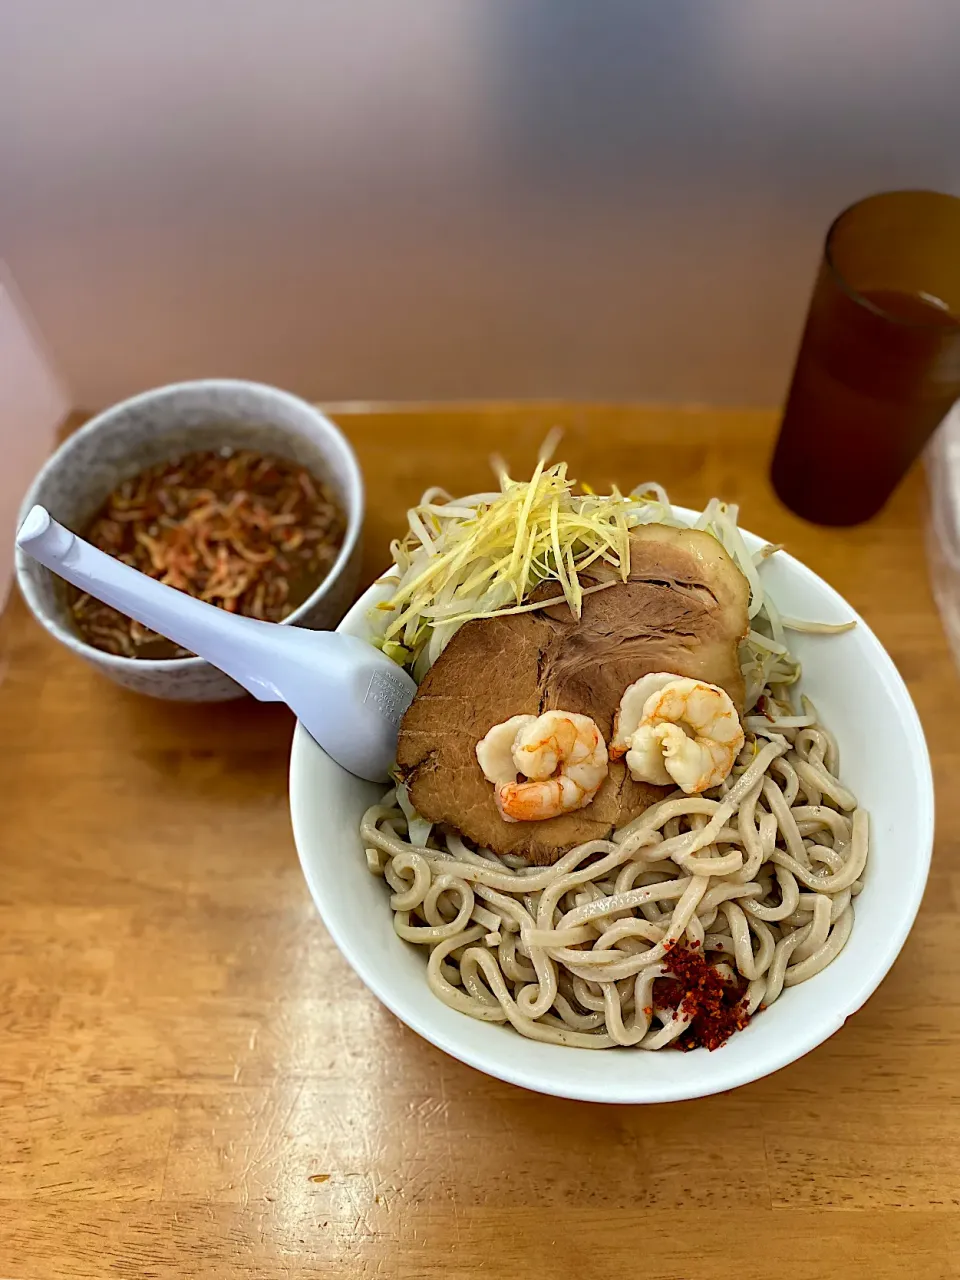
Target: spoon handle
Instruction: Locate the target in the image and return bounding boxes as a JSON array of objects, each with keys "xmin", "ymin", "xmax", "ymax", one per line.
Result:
[
  {"xmin": 18, "ymin": 504, "xmax": 419, "ymax": 781},
  {"xmin": 16, "ymin": 505, "xmax": 282, "ymax": 700}
]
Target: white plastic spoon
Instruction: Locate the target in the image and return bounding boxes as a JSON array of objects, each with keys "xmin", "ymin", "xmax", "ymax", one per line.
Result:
[{"xmin": 16, "ymin": 505, "xmax": 416, "ymax": 782}]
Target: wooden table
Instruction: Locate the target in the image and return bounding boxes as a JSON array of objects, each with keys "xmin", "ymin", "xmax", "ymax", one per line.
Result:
[{"xmin": 2, "ymin": 405, "xmax": 958, "ymax": 1280}]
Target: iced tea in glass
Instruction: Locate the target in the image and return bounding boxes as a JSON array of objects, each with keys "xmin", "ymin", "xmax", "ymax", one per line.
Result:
[{"xmin": 771, "ymin": 190, "xmax": 960, "ymax": 526}]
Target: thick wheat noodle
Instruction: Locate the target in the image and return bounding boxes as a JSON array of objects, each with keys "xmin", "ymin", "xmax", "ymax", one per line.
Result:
[
  {"xmin": 363, "ymin": 710, "xmax": 868, "ymax": 1050},
  {"xmin": 771, "ymin": 756, "xmax": 801, "ymax": 806}
]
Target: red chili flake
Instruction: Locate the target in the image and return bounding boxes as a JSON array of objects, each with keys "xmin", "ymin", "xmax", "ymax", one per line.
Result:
[{"xmin": 654, "ymin": 941, "xmax": 752, "ymax": 1051}]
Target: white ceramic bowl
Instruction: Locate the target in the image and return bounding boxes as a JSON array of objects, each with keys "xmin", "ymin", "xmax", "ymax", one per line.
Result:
[
  {"xmin": 290, "ymin": 511, "xmax": 934, "ymax": 1102},
  {"xmin": 16, "ymin": 379, "xmax": 363, "ymax": 701}
]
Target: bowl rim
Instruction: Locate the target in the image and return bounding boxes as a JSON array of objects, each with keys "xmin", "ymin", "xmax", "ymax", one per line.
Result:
[
  {"xmin": 289, "ymin": 511, "xmax": 935, "ymax": 1102},
  {"xmin": 14, "ymin": 378, "xmax": 364, "ymax": 670}
]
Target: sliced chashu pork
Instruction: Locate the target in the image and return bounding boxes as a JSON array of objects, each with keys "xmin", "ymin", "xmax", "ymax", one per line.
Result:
[{"xmin": 396, "ymin": 524, "xmax": 750, "ymax": 864}]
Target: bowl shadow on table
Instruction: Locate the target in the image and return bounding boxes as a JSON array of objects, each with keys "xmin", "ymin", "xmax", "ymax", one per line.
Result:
[
  {"xmin": 339, "ymin": 1038, "xmax": 781, "ymax": 1232},
  {"xmin": 80, "ymin": 673, "xmax": 297, "ymax": 804}
]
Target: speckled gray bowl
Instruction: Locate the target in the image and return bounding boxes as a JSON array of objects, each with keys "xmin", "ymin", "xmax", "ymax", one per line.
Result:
[{"xmin": 15, "ymin": 379, "xmax": 364, "ymax": 701}]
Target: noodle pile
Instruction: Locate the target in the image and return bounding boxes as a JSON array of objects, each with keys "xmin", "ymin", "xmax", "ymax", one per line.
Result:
[{"xmin": 362, "ymin": 696, "xmax": 867, "ymax": 1050}]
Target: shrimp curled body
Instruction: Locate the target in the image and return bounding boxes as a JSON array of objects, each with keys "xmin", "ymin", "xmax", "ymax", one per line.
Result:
[
  {"xmin": 476, "ymin": 711, "xmax": 609, "ymax": 822},
  {"xmin": 610, "ymin": 674, "xmax": 744, "ymax": 795}
]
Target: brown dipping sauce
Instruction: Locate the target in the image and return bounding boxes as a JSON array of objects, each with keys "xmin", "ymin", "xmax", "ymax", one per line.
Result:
[{"xmin": 68, "ymin": 448, "xmax": 346, "ymax": 659}]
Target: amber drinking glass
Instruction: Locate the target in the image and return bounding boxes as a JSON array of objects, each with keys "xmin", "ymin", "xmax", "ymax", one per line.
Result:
[{"xmin": 771, "ymin": 190, "xmax": 960, "ymax": 525}]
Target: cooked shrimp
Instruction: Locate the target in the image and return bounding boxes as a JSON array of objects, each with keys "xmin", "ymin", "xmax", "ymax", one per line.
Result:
[
  {"xmin": 611, "ymin": 675, "xmax": 743, "ymax": 794},
  {"xmin": 475, "ymin": 710, "xmax": 608, "ymax": 823},
  {"xmin": 475, "ymin": 714, "xmax": 535, "ymax": 786},
  {"xmin": 610, "ymin": 672, "xmax": 677, "ymax": 755}
]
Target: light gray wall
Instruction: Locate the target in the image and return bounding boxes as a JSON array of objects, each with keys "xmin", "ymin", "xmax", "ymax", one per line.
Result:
[{"xmin": 2, "ymin": 0, "xmax": 959, "ymax": 410}]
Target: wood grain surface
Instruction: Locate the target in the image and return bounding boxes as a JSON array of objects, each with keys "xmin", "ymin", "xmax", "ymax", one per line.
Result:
[{"xmin": 1, "ymin": 405, "xmax": 958, "ymax": 1280}]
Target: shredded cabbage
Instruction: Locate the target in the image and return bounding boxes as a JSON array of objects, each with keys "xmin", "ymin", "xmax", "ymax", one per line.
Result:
[
  {"xmin": 396, "ymin": 781, "xmax": 433, "ymax": 846},
  {"xmin": 369, "ymin": 454, "xmax": 853, "ymax": 708}
]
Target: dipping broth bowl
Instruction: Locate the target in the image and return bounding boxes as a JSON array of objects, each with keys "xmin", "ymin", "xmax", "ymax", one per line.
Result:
[{"xmin": 15, "ymin": 379, "xmax": 364, "ymax": 701}]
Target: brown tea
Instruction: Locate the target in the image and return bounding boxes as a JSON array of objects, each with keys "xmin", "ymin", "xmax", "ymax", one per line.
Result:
[
  {"xmin": 772, "ymin": 284, "xmax": 960, "ymax": 525},
  {"xmin": 771, "ymin": 190, "xmax": 960, "ymax": 526}
]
